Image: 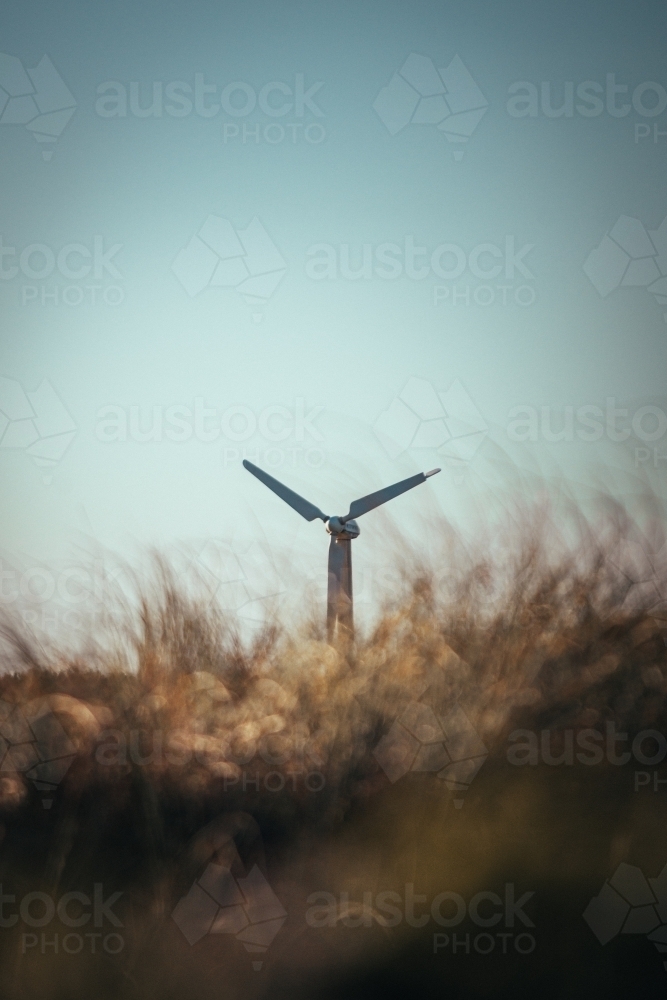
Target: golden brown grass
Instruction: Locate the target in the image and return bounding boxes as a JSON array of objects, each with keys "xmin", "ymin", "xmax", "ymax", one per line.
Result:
[{"xmin": 0, "ymin": 491, "xmax": 665, "ymax": 998}]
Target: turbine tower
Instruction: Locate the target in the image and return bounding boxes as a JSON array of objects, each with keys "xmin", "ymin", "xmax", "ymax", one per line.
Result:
[{"xmin": 243, "ymin": 460, "xmax": 440, "ymax": 641}]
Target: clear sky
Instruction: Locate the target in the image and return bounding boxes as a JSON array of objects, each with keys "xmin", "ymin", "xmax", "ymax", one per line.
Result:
[{"xmin": 1, "ymin": 0, "xmax": 666, "ymax": 629}]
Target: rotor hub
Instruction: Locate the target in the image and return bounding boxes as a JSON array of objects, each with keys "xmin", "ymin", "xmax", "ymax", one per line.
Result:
[{"xmin": 326, "ymin": 517, "xmax": 360, "ymax": 539}]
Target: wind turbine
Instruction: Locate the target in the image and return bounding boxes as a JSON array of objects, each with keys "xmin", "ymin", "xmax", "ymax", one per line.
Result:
[{"xmin": 242, "ymin": 460, "xmax": 440, "ymax": 641}]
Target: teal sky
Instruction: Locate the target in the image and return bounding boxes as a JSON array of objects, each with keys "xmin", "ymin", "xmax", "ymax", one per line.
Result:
[{"xmin": 1, "ymin": 0, "xmax": 666, "ymax": 627}]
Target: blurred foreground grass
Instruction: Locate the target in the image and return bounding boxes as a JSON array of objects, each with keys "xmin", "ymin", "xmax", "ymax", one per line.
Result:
[{"xmin": 0, "ymin": 494, "xmax": 666, "ymax": 998}]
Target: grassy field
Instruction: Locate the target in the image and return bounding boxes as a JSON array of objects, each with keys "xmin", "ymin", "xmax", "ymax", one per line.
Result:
[{"xmin": 0, "ymin": 497, "xmax": 665, "ymax": 998}]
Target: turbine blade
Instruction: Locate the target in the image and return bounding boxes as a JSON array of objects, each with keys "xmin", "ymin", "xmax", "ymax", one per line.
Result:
[
  {"xmin": 243, "ymin": 460, "xmax": 328, "ymax": 522},
  {"xmin": 343, "ymin": 468, "xmax": 441, "ymax": 521}
]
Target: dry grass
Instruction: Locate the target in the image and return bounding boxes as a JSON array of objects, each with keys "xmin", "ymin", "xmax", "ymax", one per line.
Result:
[{"xmin": 0, "ymin": 491, "xmax": 665, "ymax": 998}]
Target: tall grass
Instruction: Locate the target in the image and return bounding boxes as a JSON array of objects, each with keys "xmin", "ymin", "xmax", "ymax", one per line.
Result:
[{"xmin": 0, "ymin": 491, "xmax": 665, "ymax": 998}]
